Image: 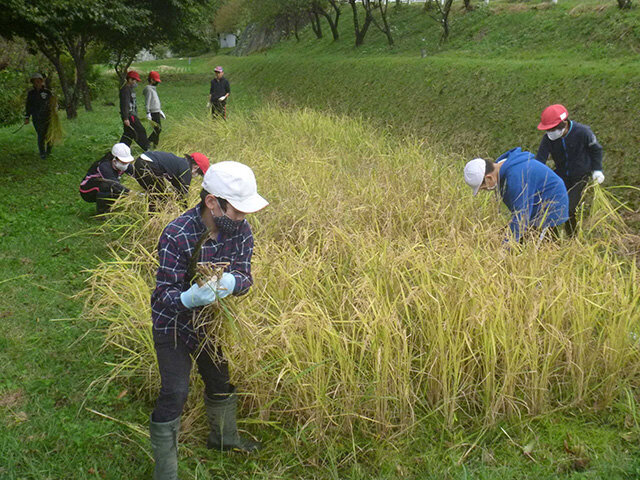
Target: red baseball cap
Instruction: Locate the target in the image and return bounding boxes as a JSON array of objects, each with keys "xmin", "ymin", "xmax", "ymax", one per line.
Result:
[
  {"xmin": 189, "ymin": 152, "xmax": 210, "ymax": 174},
  {"xmin": 126, "ymin": 70, "xmax": 141, "ymax": 82},
  {"xmin": 148, "ymin": 71, "xmax": 161, "ymax": 83},
  {"xmin": 538, "ymin": 104, "xmax": 569, "ymax": 130}
]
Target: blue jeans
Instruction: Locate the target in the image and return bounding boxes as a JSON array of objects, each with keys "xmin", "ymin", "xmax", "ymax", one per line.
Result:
[{"xmin": 152, "ymin": 330, "xmax": 230, "ymax": 423}]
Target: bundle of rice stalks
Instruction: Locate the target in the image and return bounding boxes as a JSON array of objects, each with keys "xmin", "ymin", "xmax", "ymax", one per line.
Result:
[
  {"xmin": 45, "ymin": 93, "xmax": 63, "ymax": 146},
  {"xmin": 82, "ymin": 105, "xmax": 640, "ymax": 451}
]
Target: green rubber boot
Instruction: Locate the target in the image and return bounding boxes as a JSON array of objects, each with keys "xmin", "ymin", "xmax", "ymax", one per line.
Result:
[
  {"xmin": 205, "ymin": 387, "xmax": 261, "ymax": 453},
  {"xmin": 150, "ymin": 415, "xmax": 180, "ymax": 480}
]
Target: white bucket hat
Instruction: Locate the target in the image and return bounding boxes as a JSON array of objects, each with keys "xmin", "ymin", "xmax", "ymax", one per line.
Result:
[
  {"xmin": 463, "ymin": 158, "xmax": 486, "ymax": 196},
  {"xmin": 111, "ymin": 143, "xmax": 134, "ymax": 163},
  {"xmin": 202, "ymin": 161, "xmax": 268, "ymax": 213}
]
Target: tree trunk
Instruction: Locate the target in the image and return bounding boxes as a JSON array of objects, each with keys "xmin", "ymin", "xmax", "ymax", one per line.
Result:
[
  {"xmin": 318, "ymin": 0, "xmax": 341, "ymax": 41},
  {"xmin": 349, "ymin": 0, "xmax": 373, "ymax": 47},
  {"xmin": 376, "ymin": 0, "xmax": 394, "ymax": 46},
  {"xmin": 39, "ymin": 45, "xmax": 77, "ymax": 119},
  {"xmin": 293, "ymin": 15, "xmax": 301, "ymax": 42},
  {"xmin": 67, "ymin": 36, "xmax": 92, "ymax": 112},
  {"xmin": 463, "ymin": 0, "xmax": 474, "ymax": 11},
  {"xmin": 309, "ymin": 11, "xmax": 323, "ymax": 39}
]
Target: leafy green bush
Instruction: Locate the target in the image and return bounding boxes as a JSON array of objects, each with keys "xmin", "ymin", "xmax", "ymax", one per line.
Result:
[{"xmin": 0, "ymin": 69, "xmax": 27, "ymax": 126}]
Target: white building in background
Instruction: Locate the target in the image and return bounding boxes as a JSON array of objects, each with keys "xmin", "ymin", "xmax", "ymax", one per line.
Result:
[{"xmin": 219, "ymin": 33, "xmax": 237, "ymax": 48}]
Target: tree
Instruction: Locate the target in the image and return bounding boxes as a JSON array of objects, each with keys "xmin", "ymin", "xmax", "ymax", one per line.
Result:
[
  {"xmin": 617, "ymin": 0, "xmax": 632, "ymax": 8},
  {"xmin": 348, "ymin": 0, "xmax": 393, "ymax": 47},
  {"xmin": 427, "ymin": 0, "xmax": 455, "ymax": 42},
  {"xmin": 312, "ymin": 0, "xmax": 341, "ymax": 41},
  {"xmin": 370, "ymin": 0, "xmax": 394, "ymax": 46},
  {"xmin": 348, "ymin": 0, "xmax": 373, "ymax": 46}
]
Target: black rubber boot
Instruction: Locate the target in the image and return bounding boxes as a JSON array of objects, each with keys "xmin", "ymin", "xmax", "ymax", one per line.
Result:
[
  {"xmin": 150, "ymin": 415, "xmax": 180, "ymax": 480},
  {"xmin": 205, "ymin": 387, "xmax": 261, "ymax": 453}
]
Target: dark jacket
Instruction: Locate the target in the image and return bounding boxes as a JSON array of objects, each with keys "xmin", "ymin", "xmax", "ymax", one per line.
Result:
[
  {"xmin": 119, "ymin": 84, "xmax": 138, "ymax": 120},
  {"xmin": 133, "ymin": 151, "xmax": 192, "ymax": 196},
  {"xmin": 210, "ymin": 77, "xmax": 230, "ymax": 101},
  {"xmin": 25, "ymin": 88, "xmax": 52, "ymax": 120},
  {"xmin": 535, "ymin": 121, "xmax": 603, "ymax": 180},
  {"xmin": 80, "ymin": 152, "xmax": 132, "ymax": 195},
  {"xmin": 497, "ymin": 147, "xmax": 569, "ymax": 242}
]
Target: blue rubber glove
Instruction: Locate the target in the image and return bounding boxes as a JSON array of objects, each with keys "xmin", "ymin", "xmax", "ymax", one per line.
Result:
[
  {"xmin": 216, "ymin": 272, "xmax": 236, "ymax": 299},
  {"xmin": 180, "ymin": 281, "xmax": 218, "ymax": 309}
]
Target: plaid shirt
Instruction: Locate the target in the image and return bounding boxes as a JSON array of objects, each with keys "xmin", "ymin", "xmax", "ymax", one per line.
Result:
[{"xmin": 151, "ymin": 203, "xmax": 254, "ymax": 350}]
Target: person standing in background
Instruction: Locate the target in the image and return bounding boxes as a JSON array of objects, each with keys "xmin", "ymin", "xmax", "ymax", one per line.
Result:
[
  {"xmin": 208, "ymin": 66, "xmax": 230, "ymax": 119},
  {"xmin": 144, "ymin": 71, "xmax": 166, "ymax": 148},
  {"xmin": 120, "ymin": 70, "xmax": 150, "ymax": 151},
  {"xmin": 535, "ymin": 104, "xmax": 604, "ymax": 237},
  {"xmin": 24, "ymin": 73, "xmax": 53, "ymax": 159}
]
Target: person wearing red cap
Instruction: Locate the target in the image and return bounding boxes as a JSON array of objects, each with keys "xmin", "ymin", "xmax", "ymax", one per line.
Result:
[
  {"xmin": 144, "ymin": 71, "xmax": 166, "ymax": 148},
  {"xmin": 208, "ymin": 66, "xmax": 230, "ymax": 119},
  {"xmin": 149, "ymin": 162, "xmax": 268, "ymax": 478},
  {"xmin": 132, "ymin": 151, "xmax": 209, "ymax": 209},
  {"xmin": 119, "ymin": 70, "xmax": 149, "ymax": 151},
  {"xmin": 535, "ymin": 104, "xmax": 604, "ymax": 236}
]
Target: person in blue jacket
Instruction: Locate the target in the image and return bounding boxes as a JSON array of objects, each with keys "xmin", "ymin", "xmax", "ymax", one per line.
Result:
[
  {"xmin": 463, "ymin": 147, "xmax": 569, "ymax": 243},
  {"xmin": 535, "ymin": 104, "xmax": 604, "ymax": 236}
]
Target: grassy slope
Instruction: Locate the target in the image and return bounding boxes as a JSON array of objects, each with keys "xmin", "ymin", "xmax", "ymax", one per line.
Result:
[
  {"xmin": 1, "ymin": 2, "xmax": 640, "ymax": 478},
  {"xmin": 143, "ymin": 0, "xmax": 640, "ymax": 214}
]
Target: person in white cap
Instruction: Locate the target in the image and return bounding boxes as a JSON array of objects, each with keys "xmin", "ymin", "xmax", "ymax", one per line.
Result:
[
  {"xmin": 535, "ymin": 104, "xmax": 604, "ymax": 236},
  {"xmin": 79, "ymin": 143, "xmax": 135, "ymax": 214},
  {"xmin": 464, "ymin": 147, "xmax": 569, "ymax": 243},
  {"xmin": 149, "ymin": 161, "xmax": 268, "ymax": 479},
  {"xmin": 24, "ymin": 73, "xmax": 53, "ymax": 159}
]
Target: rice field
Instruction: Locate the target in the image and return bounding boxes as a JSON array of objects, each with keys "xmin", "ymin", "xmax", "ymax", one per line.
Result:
[{"xmin": 81, "ymin": 105, "xmax": 640, "ymax": 453}]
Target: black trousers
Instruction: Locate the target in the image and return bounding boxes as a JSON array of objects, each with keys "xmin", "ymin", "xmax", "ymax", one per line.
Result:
[
  {"xmin": 563, "ymin": 176, "xmax": 589, "ymax": 237},
  {"xmin": 32, "ymin": 116, "xmax": 51, "ymax": 156},
  {"xmin": 120, "ymin": 116, "xmax": 149, "ymax": 151},
  {"xmin": 148, "ymin": 112, "xmax": 162, "ymax": 146},
  {"xmin": 211, "ymin": 101, "xmax": 226, "ymax": 120},
  {"xmin": 152, "ymin": 330, "xmax": 231, "ymax": 423},
  {"xmin": 80, "ymin": 181, "xmax": 128, "ymax": 213}
]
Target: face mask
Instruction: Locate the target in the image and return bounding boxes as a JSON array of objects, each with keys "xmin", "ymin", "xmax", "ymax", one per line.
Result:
[
  {"xmin": 212, "ymin": 199, "xmax": 244, "ymax": 235},
  {"xmin": 114, "ymin": 160, "xmax": 129, "ymax": 172},
  {"xmin": 546, "ymin": 127, "xmax": 564, "ymax": 141}
]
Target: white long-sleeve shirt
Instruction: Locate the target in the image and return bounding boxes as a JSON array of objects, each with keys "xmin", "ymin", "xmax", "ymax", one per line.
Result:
[{"xmin": 143, "ymin": 85, "xmax": 162, "ymax": 113}]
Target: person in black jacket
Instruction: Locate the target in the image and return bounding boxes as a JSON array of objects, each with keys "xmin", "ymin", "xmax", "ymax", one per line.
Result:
[
  {"xmin": 208, "ymin": 66, "xmax": 230, "ymax": 119},
  {"xmin": 79, "ymin": 143, "xmax": 135, "ymax": 214},
  {"xmin": 536, "ymin": 104, "xmax": 604, "ymax": 236},
  {"xmin": 119, "ymin": 70, "xmax": 149, "ymax": 151},
  {"xmin": 132, "ymin": 151, "xmax": 210, "ymax": 209},
  {"xmin": 24, "ymin": 73, "xmax": 53, "ymax": 159}
]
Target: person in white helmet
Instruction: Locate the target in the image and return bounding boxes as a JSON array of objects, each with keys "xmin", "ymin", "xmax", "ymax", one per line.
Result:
[
  {"xmin": 79, "ymin": 143, "xmax": 135, "ymax": 214},
  {"xmin": 535, "ymin": 104, "xmax": 604, "ymax": 236},
  {"xmin": 149, "ymin": 161, "xmax": 268, "ymax": 480}
]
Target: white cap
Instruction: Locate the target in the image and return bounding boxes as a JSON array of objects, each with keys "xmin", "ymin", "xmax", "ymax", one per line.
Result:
[
  {"xmin": 463, "ymin": 158, "xmax": 486, "ymax": 196},
  {"xmin": 201, "ymin": 161, "xmax": 268, "ymax": 213},
  {"xmin": 111, "ymin": 143, "xmax": 134, "ymax": 163}
]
